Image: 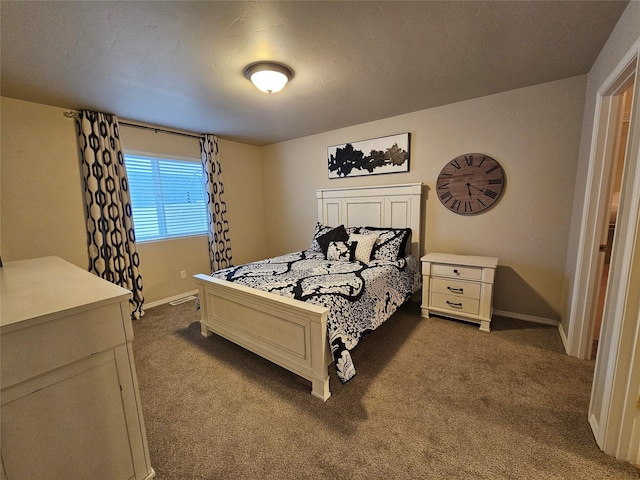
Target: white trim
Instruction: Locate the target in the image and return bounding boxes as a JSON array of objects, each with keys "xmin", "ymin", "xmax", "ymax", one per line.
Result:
[
  {"xmin": 591, "ymin": 52, "xmax": 640, "ymax": 457},
  {"xmin": 590, "ymin": 413, "xmax": 601, "ymax": 447},
  {"xmin": 558, "ymin": 322, "xmax": 569, "ymax": 352},
  {"xmin": 567, "ymin": 90, "xmax": 619, "ymax": 359},
  {"xmin": 492, "ymin": 309, "xmax": 559, "ymax": 327},
  {"xmin": 567, "ymin": 39, "xmax": 640, "ymax": 360},
  {"xmin": 578, "ymin": 34, "xmax": 640, "ymax": 464},
  {"xmin": 144, "ymin": 290, "xmax": 199, "ymax": 309}
]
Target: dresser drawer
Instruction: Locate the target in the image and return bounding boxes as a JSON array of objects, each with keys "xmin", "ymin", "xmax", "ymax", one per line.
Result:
[
  {"xmin": 432, "ymin": 263, "xmax": 482, "ymax": 281},
  {"xmin": 1, "ymin": 303, "xmax": 127, "ymax": 389},
  {"xmin": 431, "ymin": 292, "xmax": 480, "ymax": 316},
  {"xmin": 431, "ymin": 278, "xmax": 481, "ymax": 300}
]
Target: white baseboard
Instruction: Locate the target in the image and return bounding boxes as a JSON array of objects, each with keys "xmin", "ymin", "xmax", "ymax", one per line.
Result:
[
  {"xmin": 144, "ymin": 296, "xmax": 560, "ymax": 325},
  {"xmin": 558, "ymin": 322, "xmax": 570, "ymax": 352},
  {"xmin": 145, "ymin": 290, "xmax": 199, "ymax": 309},
  {"xmin": 492, "ymin": 309, "xmax": 559, "ymax": 327}
]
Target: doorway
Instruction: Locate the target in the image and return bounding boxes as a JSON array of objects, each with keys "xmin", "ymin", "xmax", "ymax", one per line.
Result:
[
  {"xmin": 591, "ymin": 81, "xmax": 634, "ymax": 359},
  {"xmin": 576, "ymin": 44, "xmax": 640, "ymax": 462}
]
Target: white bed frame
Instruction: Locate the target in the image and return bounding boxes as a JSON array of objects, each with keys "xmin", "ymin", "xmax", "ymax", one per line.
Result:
[{"xmin": 194, "ymin": 183, "xmax": 423, "ymax": 401}]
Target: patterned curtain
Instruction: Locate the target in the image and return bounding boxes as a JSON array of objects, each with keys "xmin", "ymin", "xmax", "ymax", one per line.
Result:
[
  {"xmin": 200, "ymin": 134, "xmax": 233, "ymax": 272},
  {"xmin": 76, "ymin": 111, "xmax": 145, "ymax": 319}
]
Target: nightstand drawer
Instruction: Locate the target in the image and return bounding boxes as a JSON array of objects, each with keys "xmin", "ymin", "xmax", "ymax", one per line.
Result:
[
  {"xmin": 432, "ymin": 263, "xmax": 482, "ymax": 281},
  {"xmin": 431, "ymin": 278, "xmax": 481, "ymax": 300},
  {"xmin": 431, "ymin": 293, "xmax": 480, "ymax": 316}
]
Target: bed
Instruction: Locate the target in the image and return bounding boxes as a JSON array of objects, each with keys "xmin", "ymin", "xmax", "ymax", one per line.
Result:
[{"xmin": 194, "ymin": 183, "xmax": 423, "ymax": 400}]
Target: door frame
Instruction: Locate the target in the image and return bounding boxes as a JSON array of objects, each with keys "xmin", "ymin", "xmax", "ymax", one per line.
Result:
[
  {"xmin": 566, "ymin": 52, "xmax": 637, "ymax": 361},
  {"xmin": 567, "ymin": 37, "xmax": 640, "ymax": 462}
]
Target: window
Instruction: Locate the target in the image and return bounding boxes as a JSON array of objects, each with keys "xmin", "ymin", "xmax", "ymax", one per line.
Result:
[{"xmin": 124, "ymin": 154, "xmax": 207, "ymax": 242}]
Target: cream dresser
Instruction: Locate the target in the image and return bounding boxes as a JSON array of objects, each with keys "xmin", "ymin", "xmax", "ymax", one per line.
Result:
[
  {"xmin": 1, "ymin": 257, "xmax": 155, "ymax": 480},
  {"xmin": 420, "ymin": 253, "xmax": 498, "ymax": 332}
]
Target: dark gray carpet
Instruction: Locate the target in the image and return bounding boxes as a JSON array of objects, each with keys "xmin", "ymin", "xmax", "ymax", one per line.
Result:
[{"xmin": 132, "ymin": 299, "xmax": 640, "ymax": 479}]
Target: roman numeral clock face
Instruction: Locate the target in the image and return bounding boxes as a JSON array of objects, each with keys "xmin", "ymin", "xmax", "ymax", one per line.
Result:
[{"xmin": 436, "ymin": 154, "xmax": 505, "ymax": 215}]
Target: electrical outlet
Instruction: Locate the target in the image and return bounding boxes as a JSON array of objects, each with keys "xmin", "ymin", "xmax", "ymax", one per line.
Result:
[{"xmin": 180, "ymin": 270, "xmax": 186, "ymax": 279}]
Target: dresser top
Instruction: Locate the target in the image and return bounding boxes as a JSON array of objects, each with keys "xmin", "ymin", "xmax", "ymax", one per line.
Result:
[
  {"xmin": 1, "ymin": 256, "xmax": 131, "ymax": 329},
  {"xmin": 421, "ymin": 252, "xmax": 498, "ymax": 268}
]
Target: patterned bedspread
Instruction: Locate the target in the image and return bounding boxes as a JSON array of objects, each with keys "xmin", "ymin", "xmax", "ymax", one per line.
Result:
[{"xmin": 210, "ymin": 250, "xmax": 421, "ymax": 383}]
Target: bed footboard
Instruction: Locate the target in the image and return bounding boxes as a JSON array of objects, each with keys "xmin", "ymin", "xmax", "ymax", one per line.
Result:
[{"xmin": 194, "ymin": 274, "xmax": 333, "ymax": 401}]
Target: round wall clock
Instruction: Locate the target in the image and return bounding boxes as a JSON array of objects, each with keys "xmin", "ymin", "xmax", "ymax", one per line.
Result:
[{"xmin": 436, "ymin": 153, "xmax": 505, "ymax": 215}]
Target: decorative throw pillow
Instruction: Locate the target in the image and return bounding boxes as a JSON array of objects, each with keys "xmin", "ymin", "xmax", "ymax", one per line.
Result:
[
  {"xmin": 348, "ymin": 233, "xmax": 379, "ymax": 263},
  {"xmin": 309, "ymin": 222, "xmax": 335, "ymax": 252},
  {"xmin": 360, "ymin": 227, "xmax": 411, "ymax": 261},
  {"xmin": 326, "ymin": 240, "xmax": 357, "ymax": 262},
  {"xmin": 316, "ymin": 225, "xmax": 349, "ymax": 257}
]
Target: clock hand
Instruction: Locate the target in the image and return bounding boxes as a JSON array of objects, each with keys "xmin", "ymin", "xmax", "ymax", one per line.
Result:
[
  {"xmin": 469, "ymin": 183, "xmax": 485, "ymax": 193},
  {"xmin": 466, "ymin": 183, "xmax": 472, "ymax": 198}
]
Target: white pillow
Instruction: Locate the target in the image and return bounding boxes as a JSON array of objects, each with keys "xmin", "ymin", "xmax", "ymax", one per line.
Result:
[{"xmin": 348, "ymin": 233, "xmax": 379, "ymax": 263}]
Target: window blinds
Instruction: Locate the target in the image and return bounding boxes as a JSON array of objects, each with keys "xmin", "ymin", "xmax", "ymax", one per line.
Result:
[{"xmin": 124, "ymin": 155, "xmax": 207, "ymax": 242}]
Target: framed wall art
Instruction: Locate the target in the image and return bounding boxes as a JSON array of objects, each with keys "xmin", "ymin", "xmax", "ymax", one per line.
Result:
[{"xmin": 328, "ymin": 132, "xmax": 410, "ymax": 178}]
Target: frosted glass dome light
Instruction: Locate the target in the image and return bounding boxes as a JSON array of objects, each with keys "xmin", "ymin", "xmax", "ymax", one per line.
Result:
[{"xmin": 244, "ymin": 62, "xmax": 294, "ymax": 94}]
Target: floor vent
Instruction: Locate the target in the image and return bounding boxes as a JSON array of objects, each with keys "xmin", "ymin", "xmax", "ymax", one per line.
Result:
[{"xmin": 169, "ymin": 295, "xmax": 197, "ymax": 306}]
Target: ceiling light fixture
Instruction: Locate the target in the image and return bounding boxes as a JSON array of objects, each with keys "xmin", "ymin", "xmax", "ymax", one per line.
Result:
[{"xmin": 244, "ymin": 61, "xmax": 294, "ymax": 94}]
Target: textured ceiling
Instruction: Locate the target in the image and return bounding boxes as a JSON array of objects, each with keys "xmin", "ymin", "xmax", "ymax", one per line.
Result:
[{"xmin": 0, "ymin": 1, "xmax": 629, "ymax": 145}]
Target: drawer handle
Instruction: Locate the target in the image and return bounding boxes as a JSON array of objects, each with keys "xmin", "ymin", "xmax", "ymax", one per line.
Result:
[
  {"xmin": 447, "ymin": 286, "xmax": 464, "ymax": 294},
  {"xmin": 453, "ymin": 269, "xmax": 459, "ymax": 275},
  {"xmin": 446, "ymin": 301, "xmax": 463, "ymax": 308}
]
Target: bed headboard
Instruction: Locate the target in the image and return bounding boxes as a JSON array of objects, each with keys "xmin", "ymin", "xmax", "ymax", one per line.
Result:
[{"xmin": 316, "ymin": 183, "xmax": 423, "ymax": 256}]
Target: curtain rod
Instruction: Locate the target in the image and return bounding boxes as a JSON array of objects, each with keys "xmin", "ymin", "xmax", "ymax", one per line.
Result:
[
  {"xmin": 119, "ymin": 121, "xmax": 202, "ymax": 139},
  {"xmin": 64, "ymin": 111, "xmax": 203, "ymax": 140}
]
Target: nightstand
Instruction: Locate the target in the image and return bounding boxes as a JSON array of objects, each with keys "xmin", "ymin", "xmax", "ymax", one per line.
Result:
[{"xmin": 420, "ymin": 253, "xmax": 498, "ymax": 332}]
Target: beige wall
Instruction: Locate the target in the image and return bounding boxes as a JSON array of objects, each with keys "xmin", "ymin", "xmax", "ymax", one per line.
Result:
[
  {"xmin": 1, "ymin": 98, "xmax": 267, "ymax": 305},
  {"xmin": 0, "ymin": 76, "xmax": 595, "ymax": 321},
  {"xmin": 1, "ymin": 98, "xmax": 87, "ymax": 268},
  {"xmin": 262, "ymin": 76, "xmax": 587, "ymax": 321}
]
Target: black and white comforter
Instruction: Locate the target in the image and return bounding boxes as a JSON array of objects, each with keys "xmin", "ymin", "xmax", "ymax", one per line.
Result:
[{"xmin": 210, "ymin": 250, "xmax": 421, "ymax": 383}]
